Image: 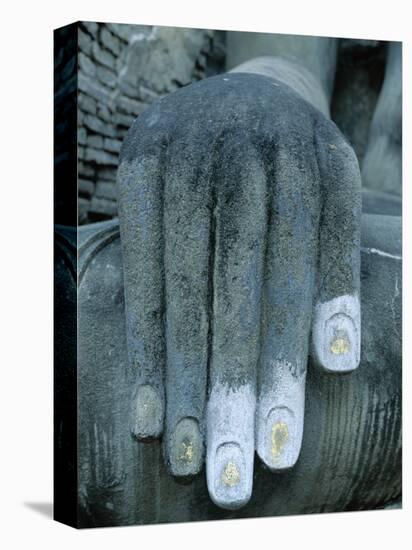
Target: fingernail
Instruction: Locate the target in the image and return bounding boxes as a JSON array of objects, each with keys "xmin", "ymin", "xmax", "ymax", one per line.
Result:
[
  {"xmin": 324, "ymin": 314, "xmax": 358, "ymax": 371},
  {"xmin": 206, "ymin": 383, "xmax": 255, "ymax": 509},
  {"xmin": 313, "ymin": 295, "xmax": 360, "ymax": 373},
  {"xmin": 259, "ymin": 407, "xmax": 301, "ymax": 470},
  {"xmin": 211, "ymin": 442, "xmax": 250, "ymax": 510},
  {"xmin": 131, "ymin": 385, "xmax": 163, "ymax": 439},
  {"xmin": 168, "ymin": 417, "xmax": 202, "ymax": 476}
]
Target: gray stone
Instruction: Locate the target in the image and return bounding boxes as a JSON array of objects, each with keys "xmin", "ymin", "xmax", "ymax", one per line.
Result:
[
  {"xmin": 78, "ymin": 197, "xmax": 90, "ymax": 224},
  {"xmin": 106, "ymin": 22, "xmax": 151, "ymax": 43},
  {"xmin": 78, "ymin": 127, "xmax": 87, "ymax": 145},
  {"xmin": 116, "ymin": 95, "xmax": 145, "ymax": 116},
  {"xmin": 78, "ymin": 161, "xmax": 95, "ymax": 179},
  {"xmin": 83, "ymin": 114, "xmax": 116, "ymax": 138},
  {"xmin": 96, "ymin": 181, "xmax": 117, "ymax": 200},
  {"xmin": 78, "ymin": 73, "xmax": 112, "ymax": 105},
  {"xmin": 87, "ymin": 134, "xmax": 103, "ymax": 149},
  {"xmin": 85, "ymin": 147, "xmax": 118, "ymax": 165},
  {"xmin": 79, "ymin": 52, "xmax": 96, "ymax": 77},
  {"xmin": 97, "ymin": 104, "xmax": 114, "ymax": 123},
  {"xmin": 78, "ymin": 28, "xmax": 93, "ymax": 56},
  {"xmin": 78, "ymin": 92, "xmax": 97, "ymax": 115},
  {"xmin": 113, "ymin": 112, "xmax": 136, "ymax": 128},
  {"xmin": 92, "ymin": 41, "xmax": 116, "ymax": 70},
  {"xmin": 96, "ymin": 167, "xmax": 117, "ymax": 182},
  {"xmin": 89, "ymin": 196, "xmax": 118, "ymax": 216},
  {"xmin": 100, "ymin": 27, "xmax": 121, "ymax": 57},
  {"xmin": 118, "ymin": 27, "xmax": 208, "ymax": 95},
  {"xmin": 104, "ymin": 138, "xmax": 122, "ymax": 153},
  {"xmin": 96, "ymin": 65, "xmax": 117, "ymax": 88},
  {"xmin": 82, "ymin": 21, "xmax": 99, "ymax": 38},
  {"xmin": 78, "ymin": 179, "xmax": 95, "ymax": 196}
]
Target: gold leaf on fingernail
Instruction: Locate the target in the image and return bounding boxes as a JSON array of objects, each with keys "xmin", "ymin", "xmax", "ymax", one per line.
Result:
[
  {"xmin": 179, "ymin": 440, "xmax": 193, "ymax": 463},
  {"xmin": 222, "ymin": 461, "xmax": 240, "ymax": 487},
  {"xmin": 271, "ymin": 421, "xmax": 289, "ymax": 459},
  {"xmin": 330, "ymin": 337, "xmax": 350, "ymax": 355}
]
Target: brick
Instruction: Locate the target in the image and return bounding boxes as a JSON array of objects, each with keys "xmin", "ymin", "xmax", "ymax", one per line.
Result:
[
  {"xmin": 100, "ymin": 27, "xmax": 121, "ymax": 56},
  {"xmin": 78, "ymin": 28, "xmax": 93, "ymax": 56},
  {"xmin": 79, "ymin": 52, "xmax": 96, "ymax": 77},
  {"xmin": 78, "ymin": 178, "xmax": 95, "ymax": 196},
  {"xmin": 83, "ymin": 114, "xmax": 116, "ymax": 137},
  {"xmin": 97, "ymin": 167, "xmax": 117, "ymax": 181},
  {"xmin": 116, "ymin": 95, "xmax": 145, "ymax": 116},
  {"xmin": 78, "ymin": 197, "xmax": 90, "ymax": 224},
  {"xmin": 106, "ymin": 23, "xmax": 141, "ymax": 43},
  {"xmin": 78, "ymin": 93, "xmax": 97, "ymax": 115},
  {"xmin": 97, "ymin": 104, "xmax": 113, "ymax": 123},
  {"xmin": 113, "ymin": 112, "xmax": 136, "ymax": 128},
  {"xmin": 104, "ymin": 138, "xmax": 122, "ymax": 153},
  {"xmin": 78, "ymin": 73, "xmax": 112, "ymax": 105},
  {"xmin": 78, "ymin": 127, "xmax": 87, "ymax": 145},
  {"xmin": 90, "ymin": 196, "xmax": 118, "ymax": 217},
  {"xmin": 87, "ymin": 134, "xmax": 104, "ymax": 149},
  {"xmin": 78, "ymin": 161, "xmax": 95, "ymax": 178},
  {"xmin": 92, "ymin": 41, "xmax": 116, "ymax": 70},
  {"xmin": 96, "ymin": 181, "xmax": 117, "ymax": 200},
  {"xmin": 96, "ymin": 65, "xmax": 117, "ymax": 88},
  {"xmin": 82, "ymin": 21, "xmax": 99, "ymax": 37},
  {"xmin": 85, "ymin": 147, "xmax": 118, "ymax": 165}
]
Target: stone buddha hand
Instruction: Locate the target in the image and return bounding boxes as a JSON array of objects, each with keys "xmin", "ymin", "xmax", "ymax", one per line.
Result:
[{"xmin": 116, "ymin": 55, "xmax": 362, "ymax": 509}]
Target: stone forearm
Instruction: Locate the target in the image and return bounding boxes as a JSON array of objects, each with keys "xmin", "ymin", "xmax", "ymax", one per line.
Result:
[{"xmin": 226, "ymin": 32, "xmax": 338, "ymax": 106}]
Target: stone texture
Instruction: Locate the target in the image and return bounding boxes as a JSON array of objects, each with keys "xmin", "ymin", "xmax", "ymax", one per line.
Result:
[{"xmin": 78, "ymin": 179, "xmax": 95, "ymax": 196}]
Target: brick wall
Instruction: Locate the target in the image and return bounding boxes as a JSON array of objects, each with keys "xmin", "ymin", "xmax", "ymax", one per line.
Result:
[{"xmin": 76, "ymin": 22, "xmax": 225, "ymax": 224}]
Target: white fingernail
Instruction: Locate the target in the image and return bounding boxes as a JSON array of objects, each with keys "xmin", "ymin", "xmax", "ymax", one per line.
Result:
[
  {"xmin": 312, "ymin": 294, "xmax": 361, "ymax": 372},
  {"xmin": 206, "ymin": 383, "xmax": 255, "ymax": 509},
  {"xmin": 131, "ymin": 385, "xmax": 163, "ymax": 439}
]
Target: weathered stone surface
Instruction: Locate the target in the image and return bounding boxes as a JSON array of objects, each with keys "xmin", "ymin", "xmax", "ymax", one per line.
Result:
[
  {"xmin": 78, "ymin": 73, "xmax": 112, "ymax": 104},
  {"xmin": 96, "ymin": 167, "xmax": 117, "ymax": 182},
  {"xmin": 96, "ymin": 181, "xmax": 117, "ymax": 200},
  {"xmin": 89, "ymin": 196, "xmax": 118, "ymax": 217},
  {"xmin": 92, "ymin": 41, "xmax": 116, "ymax": 70},
  {"xmin": 78, "ymin": 93, "xmax": 97, "ymax": 115},
  {"xmin": 78, "ymin": 28, "xmax": 93, "ymax": 56},
  {"xmin": 113, "ymin": 112, "xmax": 136, "ymax": 128},
  {"xmin": 87, "ymin": 134, "xmax": 103, "ymax": 149},
  {"xmin": 96, "ymin": 64, "xmax": 117, "ymax": 88},
  {"xmin": 78, "ymin": 197, "xmax": 90, "ymax": 224},
  {"xmin": 85, "ymin": 147, "xmax": 118, "ymax": 165},
  {"xmin": 79, "ymin": 52, "xmax": 96, "ymax": 77},
  {"xmin": 100, "ymin": 27, "xmax": 121, "ymax": 56},
  {"xmin": 118, "ymin": 26, "xmax": 211, "ymax": 95},
  {"xmin": 83, "ymin": 114, "xmax": 116, "ymax": 137},
  {"xmin": 116, "ymin": 95, "xmax": 145, "ymax": 115},
  {"xmin": 78, "ymin": 161, "xmax": 95, "ymax": 179},
  {"xmin": 82, "ymin": 21, "xmax": 98, "ymax": 38},
  {"xmin": 103, "ymin": 138, "xmax": 122, "ymax": 153},
  {"xmin": 78, "ymin": 178, "xmax": 95, "ymax": 196},
  {"xmin": 78, "ymin": 127, "xmax": 87, "ymax": 145}
]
